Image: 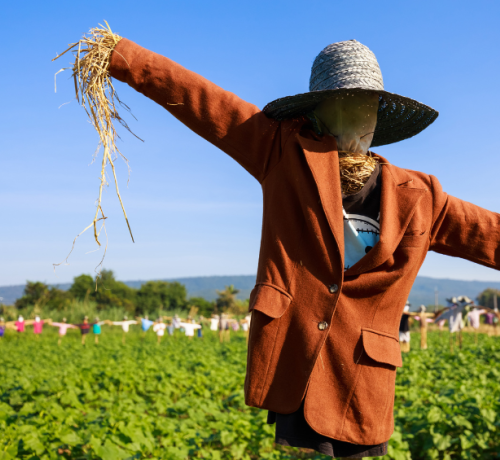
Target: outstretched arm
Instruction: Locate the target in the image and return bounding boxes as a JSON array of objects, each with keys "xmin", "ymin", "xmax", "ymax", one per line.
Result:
[
  {"xmin": 481, "ymin": 306, "xmax": 500, "ymax": 319},
  {"xmin": 109, "ymin": 39, "xmax": 288, "ymax": 183},
  {"xmin": 429, "ymin": 176, "xmax": 500, "ymax": 270},
  {"xmin": 433, "ymin": 308, "xmax": 449, "ymax": 318}
]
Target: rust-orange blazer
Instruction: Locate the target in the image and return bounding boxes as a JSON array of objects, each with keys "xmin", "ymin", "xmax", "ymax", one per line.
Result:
[{"xmin": 109, "ymin": 39, "xmax": 500, "ymax": 445}]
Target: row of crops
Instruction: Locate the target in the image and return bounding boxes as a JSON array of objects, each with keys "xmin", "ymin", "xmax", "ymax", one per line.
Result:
[{"xmin": 1, "ymin": 329, "xmax": 499, "ymax": 459}]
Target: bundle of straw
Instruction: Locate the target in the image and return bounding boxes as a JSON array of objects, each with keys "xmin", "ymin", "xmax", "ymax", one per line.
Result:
[
  {"xmin": 338, "ymin": 151, "xmax": 378, "ymax": 195},
  {"xmin": 52, "ymin": 22, "xmax": 140, "ymax": 272}
]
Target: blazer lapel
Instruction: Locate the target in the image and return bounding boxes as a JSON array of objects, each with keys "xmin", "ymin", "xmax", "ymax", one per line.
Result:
[
  {"xmin": 297, "ymin": 133, "xmax": 344, "ymax": 263},
  {"xmin": 344, "ymin": 160, "xmax": 427, "ymax": 276}
]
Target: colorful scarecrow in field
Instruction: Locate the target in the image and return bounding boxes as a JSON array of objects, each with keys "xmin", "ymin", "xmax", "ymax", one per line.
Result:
[
  {"xmin": 404, "ymin": 305, "xmax": 441, "ymax": 350},
  {"xmin": 50, "ymin": 318, "xmax": 77, "ymax": 345},
  {"xmin": 466, "ymin": 307, "xmax": 486, "ymax": 344},
  {"xmin": 111, "ymin": 316, "xmax": 137, "ymax": 344},
  {"xmin": 240, "ymin": 314, "xmax": 252, "ymax": 344},
  {"xmin": 179, "ymin": 318, "xmax": 201, "ymax": 339},
  {"xmin": 92, "ymin": 317, "xmax": 105, "ymax": 344},
  {"xmin": 152, "ymin": 318, "xmax": 167, "ymax": 344},
  {"xmin": 210, "ymin": 314, "xmax": 220, "ymax": 332},
  {"xmin": 162, "ymin": 317, "xmax": 175, "ymax": 336},
  {"xmin": 218, "ymin": 314, "xmax": 230, "ymax": 343},
  {"xmin": 32, "ymin": 316, "xmax": 52, "ymax": 338},
  {"xmin": 136, "ymin": 315, "xmax": 154, "ymax": 340},
  {"xmin": 54, "ymin": 26, "xmax": 500, "ymax": 458},
  {"xmin": 435, "ymin": 296, "xmax": 471, "ymax": 351},
  {"xmin": 399, "ymin": 302, "xmax": 411, "ymax": 353},
  {"xmin": 14, "ymin": 316, "xmax": 29, "ymax": 333},
  {"xmin": 75, "ymin": 316, "xmax": 92, "ymax": 345}
]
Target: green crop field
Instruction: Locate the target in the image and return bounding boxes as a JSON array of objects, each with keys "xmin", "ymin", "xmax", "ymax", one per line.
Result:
[{"xmin": 1, "ymin": 329, "xmax": 499, "ymax": 460}]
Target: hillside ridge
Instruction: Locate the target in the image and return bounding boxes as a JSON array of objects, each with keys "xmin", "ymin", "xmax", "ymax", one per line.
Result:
[{"xmin": 1, "ymin": 275, "xmax": 499, "ymax": 309}]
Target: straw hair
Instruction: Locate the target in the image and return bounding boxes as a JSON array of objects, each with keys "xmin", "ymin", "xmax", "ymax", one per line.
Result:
[
  {"xmin": 52, "ymin": 21, "xmax": 139, "ymax": 275},
  {"xmin": 338, "ymin": 152, "xmax": 378, "ymax": 195}
]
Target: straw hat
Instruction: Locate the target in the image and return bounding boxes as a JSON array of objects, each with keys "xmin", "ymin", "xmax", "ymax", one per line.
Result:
[{"xmin": 263, "ymin": 40, "xmax": 438, "ymax": 147}]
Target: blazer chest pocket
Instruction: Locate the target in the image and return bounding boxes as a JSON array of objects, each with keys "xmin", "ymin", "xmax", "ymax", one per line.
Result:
[{"xmin": 399, "ymin": 230, "xmax": 428, "ymax": 248}]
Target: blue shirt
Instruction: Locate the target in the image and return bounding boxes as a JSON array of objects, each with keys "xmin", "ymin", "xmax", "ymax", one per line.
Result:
[
  {"xmin": 343, "ymin": 209, "xmax": 380, "ymax": 270},
  {"xmin": 342, "ymin": 162, "xmax": 381, "ymax": 271}
]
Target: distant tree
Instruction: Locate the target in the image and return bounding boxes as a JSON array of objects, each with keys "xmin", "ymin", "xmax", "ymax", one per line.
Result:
[
  {"xmin": 47, "ymin": 287, "xmax": 73, "ymax": 310},
  {"xmin": 136, "ymin": 281, "xmax": 188, "ymax": 314},
  {"xmin": 69, "ymin": 274, "xmax": 94, "ymax": 301},
  {"xmin": 477, "ymin": 288, "xmax": 500, "ymax": 309},
  {"xmin": 227, "ymin": 298, "xmax": 250, "ymax": 316},
  {"xmin": 15, "ymin": 281, "xmax": 50, "ymax": 309},
  {"xmin": 188, "ymin": 297, "xmax": 215, "ymax": 317},
  {"xmin": 15, "ymin": 281, "xmax": 72, "ymax": 310},
  {"xmin": 91, "ymin": 269, "xmax": 136, "ymax": 313},
  {"xmin": 68, "ymin": 269, "xmax": 136, "ymax": 312},
  {"xmin": 216, "ymin": 285, "xmax": 240, "ymax": 312}
]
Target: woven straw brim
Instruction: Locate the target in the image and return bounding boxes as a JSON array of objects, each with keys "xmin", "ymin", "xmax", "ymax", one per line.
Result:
[{"xmin": 262, "ymin": 88, "xmax": 438, "ymax": 147}]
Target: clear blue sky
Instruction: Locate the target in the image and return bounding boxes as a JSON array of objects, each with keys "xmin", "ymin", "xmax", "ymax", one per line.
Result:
[{"xmin": 1, "ymin": 0, "xmax": 499, "ymax": 286}]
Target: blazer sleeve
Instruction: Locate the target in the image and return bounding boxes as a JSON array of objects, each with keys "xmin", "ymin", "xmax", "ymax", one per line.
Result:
[
  {"xmin": 109, "ymin": 38, "xmax": 284, "ymax": 183},
  {"xmin": 429, "ymin": 175, "xmax": 500, "ymax": 270}
]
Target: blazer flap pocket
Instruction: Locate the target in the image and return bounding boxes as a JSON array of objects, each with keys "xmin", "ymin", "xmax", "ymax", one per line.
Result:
[
  {"xmin": 362, "ymin": 328, "xmax": 403, "ymax": 367},
  {"xmin": 249, "ymin": 283, "xmax": 292, "ymax": 319}
]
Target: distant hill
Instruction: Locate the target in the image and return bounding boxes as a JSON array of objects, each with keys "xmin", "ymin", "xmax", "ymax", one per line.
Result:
[{"xmin": 1, "ymin": 275, "xmax": 499, "ymax": 309}]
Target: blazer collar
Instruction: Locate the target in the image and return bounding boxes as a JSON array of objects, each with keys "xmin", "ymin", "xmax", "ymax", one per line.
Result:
[
  {"xmin": 297, "ymin": 133, "xmax": 428, "ymax": 276},
  {"xmin": 297, "ymin": 133, "xmax": 345, "ymax": 266}
]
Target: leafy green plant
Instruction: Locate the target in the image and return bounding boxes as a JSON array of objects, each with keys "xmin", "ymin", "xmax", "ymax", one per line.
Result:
[{"xmin": 0, "ymin": 330, "xmax": 498, "ymax": 459}]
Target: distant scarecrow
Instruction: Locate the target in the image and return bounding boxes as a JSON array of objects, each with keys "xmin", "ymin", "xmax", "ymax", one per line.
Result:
[{"xmin": 54, "ymin": 27, "xmax": 500, "ymax": 458}]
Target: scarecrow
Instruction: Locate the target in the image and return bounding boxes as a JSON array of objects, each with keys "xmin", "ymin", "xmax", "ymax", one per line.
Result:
[
  {"xmin": 136, "ymin": 315, "xmax": 155, "ymax": 339},
  {"xmin": 436, "ymin": 296, "xmax": 475, "ymax": 351},
  {"xmin": 0, "ymin": 317, "xmax": 5, "ymax": 339},
  {"xmin": 178, "ymin": 318, "xmax": 202, "ymax": 339},
  {"xmin": 398, "ymin": 301, "xmax": 411, "ymax": 353},
  {"xmin": 92, "ymin": 317, "xmax": 105, "ymax": 344},
  {"xmin": 50, "ymin": 318, "xmax": 77, "ymax": 345},
  {"xmin": 75, "ymin": 316, "xmax": 92, "ymax": 345},
  {"xmin": 55, "ymin": 27, "xmax": 500, "ymax": 458},
  {"xmin": 33, "ymin": 315, "xmax": 53, "ymax": 339},
  {"xmin": 110, "ymin": 316, "xmax": 138, "ymax": 344},
  {"xmin": 404, "ymin": 305, "xmax": 442, "ymax": 350},
  {"xmin": 152, "ymin": 318, "xmax": 167, "ymax": 344}
]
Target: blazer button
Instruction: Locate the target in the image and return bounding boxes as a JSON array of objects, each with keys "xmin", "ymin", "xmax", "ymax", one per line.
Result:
[
  {"xmin": 318, "ymin": 321, "xmax": 328, "ymax": 331},
  {"xmin": 328, "ymin": 284, "xmax": 339, "ymax": 294}
]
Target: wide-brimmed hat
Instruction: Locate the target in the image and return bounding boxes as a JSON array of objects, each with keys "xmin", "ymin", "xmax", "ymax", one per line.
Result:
[{"xmin": 263, "ymin": 40, "xmax": 438, "ymax": 147}]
